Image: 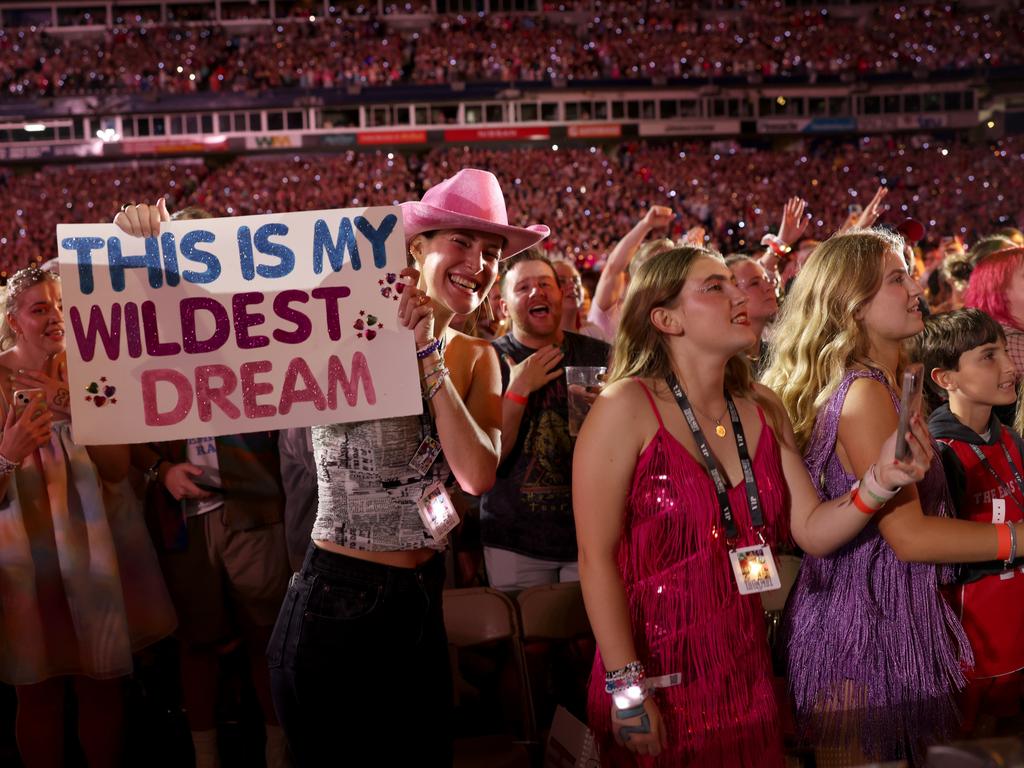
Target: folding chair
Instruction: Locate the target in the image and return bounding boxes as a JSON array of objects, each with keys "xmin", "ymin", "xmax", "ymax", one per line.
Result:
[
  {"xmin": 444, "ymin": 587, "xmax": 534, "ymax": 768},
  {"xmin": 516, "ymin": 582, "xmax": 595, "ymax": 745}
]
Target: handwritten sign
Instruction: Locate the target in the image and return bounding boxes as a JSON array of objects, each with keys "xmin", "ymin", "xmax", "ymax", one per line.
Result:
[{"xmin": 56, "ymin": 207, "xmax": 421, "ymax": 444}]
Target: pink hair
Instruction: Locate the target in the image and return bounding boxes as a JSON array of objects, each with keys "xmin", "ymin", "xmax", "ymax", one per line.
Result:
[{"xmin": 963, "ymin": 247, "xmax": 1024, "ymax": 329}]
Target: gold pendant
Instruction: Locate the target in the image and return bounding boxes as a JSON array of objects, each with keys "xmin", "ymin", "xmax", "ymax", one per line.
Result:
[{"xmin": 715, "ymin": 424, "xmax": 727, "ymax": 438}]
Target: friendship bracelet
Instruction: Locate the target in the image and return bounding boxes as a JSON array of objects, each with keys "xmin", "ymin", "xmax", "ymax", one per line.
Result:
[
  {"xmin": 425, "ymin": 370, "xmax": 449, "ymax": 401},
  {"xmin": 0, "ymin": 452, "xmax": 18, "ymax": 476},
  {"xmin": 422, "ymin": 360, "xmax": 448, "ymax": 381},
  {"xmin": 504, "ymin": 391, "xmax": 528, "ymax": 406},
  {"xmin": 604, "ymin": 661, "xmax": 645, "ymax": 695},
  {"xmin": 423, "ymin": 367, "xmax": 450, "ymax": 390},
  {"xmin": 996, "ymin": 522, "xmax": 1012, "ymax": 562},
  {"xmin": 416, "ymin": 337, "xmax": 442, "ymax": 360}
]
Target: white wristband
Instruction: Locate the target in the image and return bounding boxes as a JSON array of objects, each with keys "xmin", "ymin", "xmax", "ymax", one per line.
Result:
[{"xmin": 859, "ymin": 464, "xmax": 900, "ymax": 508}]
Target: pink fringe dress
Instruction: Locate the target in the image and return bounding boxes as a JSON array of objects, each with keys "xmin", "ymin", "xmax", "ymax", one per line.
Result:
[{"xmin": 586, "ymin": 380, "xmax": 789, "ymax": 767}]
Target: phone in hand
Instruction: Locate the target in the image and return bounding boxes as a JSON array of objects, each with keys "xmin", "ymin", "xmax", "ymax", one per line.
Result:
[
  {"xmin": 12, "ymin": 388, "xmax": 46, "ymax": 418},
  {"xmin": 894, "ymin": 364, "xmax": 924, "ymax": 461}
]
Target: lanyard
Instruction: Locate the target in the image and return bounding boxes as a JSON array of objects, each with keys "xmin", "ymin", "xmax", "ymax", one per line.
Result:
[
  {"xmin": 968, "ymin": 436, "xmax": 1024, "ymax": 515},
  {"xmin": 665, "ymin": 373, "xmax": 765, "ymax": 541}
]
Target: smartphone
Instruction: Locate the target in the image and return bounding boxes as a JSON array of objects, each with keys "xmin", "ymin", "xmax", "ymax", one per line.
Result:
[
  {"xmin": 191, "ymin": 467, "xmax": 222, "ymax": 495},
  {"xmin": 12, "ymin": 388, "xmax": 46, "ymax": 418},
  {"xmin": 894, "ymin": 364, "xmax": 924, "ymax": 461}
]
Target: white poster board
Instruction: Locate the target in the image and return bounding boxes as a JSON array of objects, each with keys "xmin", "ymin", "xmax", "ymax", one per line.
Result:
[{"xmin": 56, "ymin": 206, "xmax": 421, "ymax": 444}]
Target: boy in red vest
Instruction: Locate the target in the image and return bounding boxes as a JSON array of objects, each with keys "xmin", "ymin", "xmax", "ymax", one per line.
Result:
[{"xmin": 917, "ymin": 308, "xmax": 1024, "ymax": 735}]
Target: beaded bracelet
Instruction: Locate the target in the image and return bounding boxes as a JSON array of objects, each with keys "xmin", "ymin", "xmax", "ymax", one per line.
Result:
[
  {"xmin": 423, "ymin": 367, "xmax": 450, "ymax": 394},
  {"xmin": 604, "ymin": 660, "xmax": 645, "ymax": 695},
  {"xmin": 416, "ymin": 338, "xmax": 442, "ymax": 360},
  {"xmin": 422, "ymin": 360, "xmax": 447, "ymax": 382},
  {"xmin": 0, "ymin": 452, "xmax": 18, "ymax": 476},
  {"xmin": 425, "ymin": 369, "xmax": 449, "ymax": 401}
]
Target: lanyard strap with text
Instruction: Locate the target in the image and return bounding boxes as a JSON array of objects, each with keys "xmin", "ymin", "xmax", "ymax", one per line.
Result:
[
  {"xmin": 665, "ymin": 374, "xmax": 765, "ymax": 541},
  {"xmin": 969, "ymin": 439, "xmax": 1024, "ymax": 514}
]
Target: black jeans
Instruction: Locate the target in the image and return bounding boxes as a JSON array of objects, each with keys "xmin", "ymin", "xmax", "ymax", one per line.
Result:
[{"xmin": 268, "ymin": 545, "xmax": 453, "ymax": 767}]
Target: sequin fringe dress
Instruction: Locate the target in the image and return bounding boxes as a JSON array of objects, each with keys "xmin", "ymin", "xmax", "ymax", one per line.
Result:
[
  {"xmin": 586, "ymin": 381, "xmax": 789, "ymax": 767},
  {"xmin": 783, "ymin": 368, "xmax": 972, "ymax": 765}
]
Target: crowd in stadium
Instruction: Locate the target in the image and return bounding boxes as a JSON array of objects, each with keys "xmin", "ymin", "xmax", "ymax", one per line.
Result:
[
  {"xmin": 2, "ymin": 1, "xmax": 1023, "ymax": 96},
  {"xmin": 4, "ymin": 0, "xmax": 1024, "ymax": 766},
  {"xmin": 2, "ymin": 135, "xmax": 1021, "ymax": 274}
]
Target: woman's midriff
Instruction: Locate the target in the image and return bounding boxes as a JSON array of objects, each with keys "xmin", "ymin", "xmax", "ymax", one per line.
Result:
[{"xmin": 313, "ymin": 539, "xmax": 437, "ymax": 569}]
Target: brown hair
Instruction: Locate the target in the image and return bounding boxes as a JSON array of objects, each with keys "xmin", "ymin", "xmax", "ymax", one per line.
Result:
[{"xmin": 609, "ymin": 246, "xmax": 773, "ymax": 421}]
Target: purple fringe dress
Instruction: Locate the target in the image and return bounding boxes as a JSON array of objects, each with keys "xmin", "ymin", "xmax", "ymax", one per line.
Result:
[{"xmin": 784, "ymin": 368, "xmax": 972, "ymax": 764}]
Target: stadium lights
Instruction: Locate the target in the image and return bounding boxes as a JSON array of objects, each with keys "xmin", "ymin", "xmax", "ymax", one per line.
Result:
[
  {"xmin": 23, "ymin": 123, "xmax": 46, "ymax": 132},
  {"xmin": 96, "ymin": 128, "xmax": 122, "ymax": 142}
]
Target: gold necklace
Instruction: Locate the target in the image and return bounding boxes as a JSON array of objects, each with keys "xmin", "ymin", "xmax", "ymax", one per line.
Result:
[{"xmin": 690, "ymin": 401, "xmax": 729, "ymax": 438}]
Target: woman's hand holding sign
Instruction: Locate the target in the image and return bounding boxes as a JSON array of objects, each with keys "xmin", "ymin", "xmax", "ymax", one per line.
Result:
[{"xmin": 114, "ymin": 198, "xmax": 171, "ymax": 238}]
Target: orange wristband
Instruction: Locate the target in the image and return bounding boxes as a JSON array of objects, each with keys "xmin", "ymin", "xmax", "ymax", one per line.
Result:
[
  {"xmin": 504, "ymin": 391, "xmax": 528, "ymax": 406},
  {"xmin": 996, "ymin": 522, "xmax": 1012, "ymax": 561},
  {"xmin": 851, "ymin": 487, "xmax": 876, "ymax": 515}
]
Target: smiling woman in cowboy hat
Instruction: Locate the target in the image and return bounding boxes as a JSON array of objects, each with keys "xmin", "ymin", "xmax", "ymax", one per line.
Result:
[{"xmin": 267, "ymin": 168, "xmax": 548, "ymax": 767}]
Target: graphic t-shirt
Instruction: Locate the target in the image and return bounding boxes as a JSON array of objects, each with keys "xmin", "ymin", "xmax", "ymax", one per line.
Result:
[
  {"xmin": 480, "ymin": 331, "xmax": 610, "ymax": 560},
  {"xmin": 185, "ymin": 436, "xmax": 224, "ymax": 516}
]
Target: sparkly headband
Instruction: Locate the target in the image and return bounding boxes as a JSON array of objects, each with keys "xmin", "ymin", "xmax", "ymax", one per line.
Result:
[{"xmin": 5, "ymin": 266, "xmax": 57, "ymax": 306}]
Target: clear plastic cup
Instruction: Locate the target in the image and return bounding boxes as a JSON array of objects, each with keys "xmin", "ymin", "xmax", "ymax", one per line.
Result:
[{"xmin": 566, "ymin": 366, "xmax": 606, "ymax": 436}]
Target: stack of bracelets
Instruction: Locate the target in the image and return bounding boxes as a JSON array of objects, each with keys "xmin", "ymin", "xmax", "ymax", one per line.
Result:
[
  {"xmin": 417, "ymin": 338, "xmax": 449, "ymax": 401},
  {"xmin": 605, "ymin": 661, "xmax": 646, "ymax": 711},
  {"xmin": 0, "ymin": 454, "xmax": 17, "ymax": 476},
  {"xmin": 850, "ymin": 464, "xmax": 901, "ymax": 515}
]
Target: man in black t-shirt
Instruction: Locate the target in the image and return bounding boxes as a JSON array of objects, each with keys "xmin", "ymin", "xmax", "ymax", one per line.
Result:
[{"xmin": 480, "ymin": 250, "xmax": 610, "ymax": 592}]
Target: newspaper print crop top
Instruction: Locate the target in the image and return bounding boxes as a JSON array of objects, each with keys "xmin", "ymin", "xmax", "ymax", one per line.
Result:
[{"xmin": 310, "ymin": 411, "xmax": 451, "ymax": 552}]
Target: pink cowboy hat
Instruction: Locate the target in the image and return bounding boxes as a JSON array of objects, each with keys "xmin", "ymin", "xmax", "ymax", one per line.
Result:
[{"xmin": 400, "ymin": 168, "xmax": 549, "ymax": 259}]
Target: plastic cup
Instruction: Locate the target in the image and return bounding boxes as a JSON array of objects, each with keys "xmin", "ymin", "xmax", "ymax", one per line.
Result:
[{"xmin": 566, "ymin": 366, "xmax": 606, "ymax": 437}]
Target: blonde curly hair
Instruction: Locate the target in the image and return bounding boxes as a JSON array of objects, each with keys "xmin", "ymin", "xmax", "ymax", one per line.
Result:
[{"xmin": 761, "ymin": 228, "xmax": 905, "ymax": 450}]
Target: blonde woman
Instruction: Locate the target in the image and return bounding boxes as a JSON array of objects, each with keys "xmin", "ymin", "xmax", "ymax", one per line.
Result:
[
  {"xmin": 0, "ymin": 267, "xmax": 174, "ymax": 767},
  {"xmin": 574, "ymin": 247, "xmax": 932, "ymax": 766},
  {"xmin": 763, "ymin": 229, "xmax": 1024, "ymax": 765}
]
